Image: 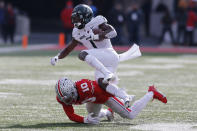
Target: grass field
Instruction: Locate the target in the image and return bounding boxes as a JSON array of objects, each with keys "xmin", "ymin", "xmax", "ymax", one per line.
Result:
[{"xmin": 0, "ymin": 50, "xmax": 197, "ymax": 131}]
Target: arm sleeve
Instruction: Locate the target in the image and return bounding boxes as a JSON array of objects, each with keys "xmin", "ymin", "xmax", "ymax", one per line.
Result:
[
  {"xmin": 62, "ymin": 105, "xmax": 84, "ymax": 123},
  {"xmin": 56, "ymin": 96, "xmax": 84, "ymax": 123}
]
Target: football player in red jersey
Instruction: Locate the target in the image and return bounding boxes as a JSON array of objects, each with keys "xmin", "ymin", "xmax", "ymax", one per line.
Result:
[{"xmin": 55, "ymin": 77, "xmax": 167, "ymax": 124}]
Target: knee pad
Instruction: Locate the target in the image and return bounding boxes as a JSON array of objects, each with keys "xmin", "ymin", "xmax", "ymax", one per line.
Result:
[{"xmin": 78, "ymin": 51, "xmax": 88, "ymax": 61}]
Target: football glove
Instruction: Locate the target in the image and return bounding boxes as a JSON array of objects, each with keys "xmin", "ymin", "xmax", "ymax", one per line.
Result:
[
  {"xmin": 86, "ymin": 29, "xmax": 99, "ymax": 41},
  {"xmin": 84, "ymin": 113, "xmax": 100, "ymax": 124},
  {"xmin": 51, "ymin": 55, "xmax": 59, "ymax": 66}
]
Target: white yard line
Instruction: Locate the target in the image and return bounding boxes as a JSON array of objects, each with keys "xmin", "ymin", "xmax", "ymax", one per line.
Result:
[
  {"xmin": 119, "ymin": 64, "xmax": 184, "ymax": 69},
  {"xmin": 0, "ymin": 70, "xmax": 143, "ymax": 86},
  {"xmin": 130, "ymin": 123, "xmax": 197, "ymax": 131},
  {"xmin": 0, "ymin": 92, "xmax": 22, "ymax": 98},
  {"xmin": 148, "ymin": 58, "xmax": 197, "ymax": 64},
  {"xmin": 0, "ymin": 44, "xmax": 56, "ymax": 53},
  {"xmin": 0, "ymin": 79, "xmax": 56, "ymax": 85},
  {"xmin": 54, "ymin": 70, "xmax": 144, "ymax": 76}
]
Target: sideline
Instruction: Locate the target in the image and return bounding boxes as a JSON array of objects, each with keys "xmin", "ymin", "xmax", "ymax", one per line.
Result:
[{"xmin": 1, "ymin": 44, "xmax": 197, "ymax": 54}]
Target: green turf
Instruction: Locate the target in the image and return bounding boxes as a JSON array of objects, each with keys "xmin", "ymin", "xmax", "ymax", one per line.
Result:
[{"xmin": 0, "ymin": 50, "xmax": 197, "ymax": 131}]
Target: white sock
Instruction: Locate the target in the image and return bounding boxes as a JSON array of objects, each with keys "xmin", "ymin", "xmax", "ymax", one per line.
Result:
[
  {"xmin": 85, "ymin": 55, "xmax": 111, "ymax": 76},
  {"xmin": 129, "ymin": 92, "xmax": 153, "ymax": 119},
  {"xmin": 106, "ymin": 84, "xmax": 128, "ymax": 100}
]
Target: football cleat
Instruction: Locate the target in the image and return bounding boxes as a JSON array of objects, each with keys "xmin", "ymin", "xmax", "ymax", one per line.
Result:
[
  {"xmin": 148, "ymin": 85, "xmax": 167, "ymax": 104},
  {"xmin": 124, "ymin": 95, "xmax": 135, "ymax": 108},
  {"xmin": 102, "ymin": 73, "xmax": 116, "ymax": 84}
]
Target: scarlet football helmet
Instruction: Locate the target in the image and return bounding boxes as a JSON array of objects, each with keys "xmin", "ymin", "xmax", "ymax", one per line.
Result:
[{"xmin": 55, "ymin": 77, "xmax": 78, "ymax": 105}]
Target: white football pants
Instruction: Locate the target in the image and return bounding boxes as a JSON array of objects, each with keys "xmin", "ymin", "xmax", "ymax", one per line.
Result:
[
  {"xmin": 83, "ymin": 48, "xmax": 119, "ymax": 81},
  {"xmin": 86, "ymin": 92, "xmax": 153, "ymax": 119}
]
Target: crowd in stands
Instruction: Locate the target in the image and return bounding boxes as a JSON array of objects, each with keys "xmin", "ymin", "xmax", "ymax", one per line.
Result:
[
  {"xmin": 61, "ymin": 0, "xmax": 197, "ymax": 47},
  {"xmin": 0, "ymin": 0, "xmax": 16, "ymax": 44},
  {"xmin": 1, "ymin": 0, "xmax": 195, "ymax": 46}
]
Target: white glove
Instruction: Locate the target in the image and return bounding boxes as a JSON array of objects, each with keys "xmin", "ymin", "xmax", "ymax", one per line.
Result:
[
  {"xmin": 50, "ymin": 55, "xmax": 59, "ymax": 66},
  {"xmin": 87, "ymin": 29, "xmax": 99, "ymax": 41},
  {"xmin": 84, "ymin": 113, "xmax": 100, "ymax": 124}
]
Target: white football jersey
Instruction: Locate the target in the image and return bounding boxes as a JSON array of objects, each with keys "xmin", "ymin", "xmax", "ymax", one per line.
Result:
[{"xmin": 72, "ymin": 15, "xmax": 113, "ymax": 49}]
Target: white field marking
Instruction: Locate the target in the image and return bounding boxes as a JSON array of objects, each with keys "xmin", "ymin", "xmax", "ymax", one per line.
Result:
[
  {"xmin": 148, "ymin": 58, "xmax": 197, "ymax": 64},
  {"xmin": 0, "ymin": 114, "xmax": 52, "ymax": 117},
  {"xmin": 157, "ymin": 83, "xmax": 197, "ymax": 88},
  {"xmin": 6, "ymin": 106, "xmax": 62, "ymax": 110},
  {"xmin": 143, "ymin": 109, "xmax": 197, "ymax": 113},
  {"xmin": 180, "ymin": 54, "xmax": 197, "ymax": 58},
  {"xmin": 130, "ymin": 123, "xmax": 197, "ymax": 131},
  {"xmin": 54, "ymin": 71, "xmax": 94, "ymax": 76},
  {"xmin": 0, "ymin": 92, "xmax": 22, "ymax": 98},
  {"xmin": 0, "ymin": 79, "xmax": 56, "ymax": 86},
  {"xmin": 0, "ymin": 70, "xmax": 36, "ymax": 75},
  {"xmin": 118, "ymin": 64, "xmax": 183, "ymax": 69},
  {"xmin": 0, "ymin": 71, "xmax": 143, "ymax": 86},
  {"xmin": 54, "ymin": 70, "xmax": 144, "ymax": 76}
]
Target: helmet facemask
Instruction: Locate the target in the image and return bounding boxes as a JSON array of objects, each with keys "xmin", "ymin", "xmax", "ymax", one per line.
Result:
[
  {"xmin": 71, "ymin": 12, "xmax": 85, "ymax": 29},
  {"xmin": 71, "ymin": 4, "xmax": 93, "ymax": 29}
]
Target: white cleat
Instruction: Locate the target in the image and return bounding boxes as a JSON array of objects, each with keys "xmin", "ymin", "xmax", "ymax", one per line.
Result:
[
  {"xmin": 124, "ymin": 95, "xmax": 135, "ymax": 108},
  {"xmin": 102, "ymin": 73, "xmax": 116, "ymax": 84}
]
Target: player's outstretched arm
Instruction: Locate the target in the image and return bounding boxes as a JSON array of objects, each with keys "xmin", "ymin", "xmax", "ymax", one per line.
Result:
[
  {"xmin": 62, "ymin": 103, "xmax": 100, "ymax": 124},
  {"xmin": 58, "ymin": 39, "xmax": 79, "ymax": 59},
  {"xmin": 50, "ymin": 39, "xmax": 79, "ymax": 66},
  {"xmin": 57, "ymin": 96, "xmax": 100, "ymax": 124}
]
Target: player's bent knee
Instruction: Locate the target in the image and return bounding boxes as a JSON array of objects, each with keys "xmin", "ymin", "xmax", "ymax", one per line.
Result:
[
  {"xmin": 78, "ymin": 51, "xmax": 88, "ymax": 61},
  {"xmin": 98, "ymin": 78, "xmax": 108, "ymax": 90}
]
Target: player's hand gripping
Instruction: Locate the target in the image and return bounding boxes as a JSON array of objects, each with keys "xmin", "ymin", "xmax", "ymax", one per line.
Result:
[
  {"xmin": 84, "ymin": 113, "xmax": 100, "ymax": 124},
  {"xmin": 86, "ymin": 29, "xmax": 99, "ymax": 41},
  {"xmin": 50, "ymin": 55, "xmax": 59, "ymax": 66}
]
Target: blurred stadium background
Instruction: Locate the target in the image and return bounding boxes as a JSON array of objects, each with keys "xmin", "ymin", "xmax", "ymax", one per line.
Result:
[
  {"xmin": 1, "ymin": 0, "xmax": 197, "ymax": 131},
  {"xmin": 0, "ymin": 0, "xmax": 196, "ymax": 47}
]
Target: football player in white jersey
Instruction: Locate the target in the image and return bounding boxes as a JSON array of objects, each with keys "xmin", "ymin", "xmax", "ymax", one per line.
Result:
[{"xmin": 51, "ymin": 4, "xmax": 139, "ymax": 107}]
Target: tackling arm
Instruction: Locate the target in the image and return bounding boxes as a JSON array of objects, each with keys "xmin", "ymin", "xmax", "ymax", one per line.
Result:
[
  {"xmin": 56, "ymin": 96, "xmax": 84, "ymax": 123},
  {"xmin": 62, "ymin": 105, "xmax": 85, "ymax": 123},
  {"xmin": 56, "ymin": 96, "xmax": 100, "ymax": 124}
]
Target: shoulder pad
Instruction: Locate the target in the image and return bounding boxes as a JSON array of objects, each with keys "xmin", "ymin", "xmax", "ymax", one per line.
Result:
[
  {"xmin": 93, "ymin": 15, "xmax": 107, "ymax": 25},
  {"xmin": 95, "ymin": 15, "xmax": 107, "ymax": 24},
  {"xmin": 86, "ymin": 15, "xmax": 107, "ymax": 28}
]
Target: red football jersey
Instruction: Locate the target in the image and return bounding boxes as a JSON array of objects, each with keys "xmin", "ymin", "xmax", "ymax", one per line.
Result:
[{"xmin": 57, "ymin": 79, "xmax": 113, "ymax": 123}]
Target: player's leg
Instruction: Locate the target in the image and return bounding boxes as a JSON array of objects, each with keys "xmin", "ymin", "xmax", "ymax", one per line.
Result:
[
  {"xmin": 128, "ymin": 91, "xmax": 153, "ymax": 119},
  {"xmin": 104, "ymin": 94, "xmax": 152, "ymax": 119},
  {"xmin": 104, "ymin": 86, "xmax": 167, "ymax": 120},
  {"xmin": 86, "ymin": 103, "xmax": 102, "ymax": 117},
  {"xmin": 129, "ymin": 86, "xmax": 167, "ymax": 119},
  {"xmin": 104, "ymin": 97, "xmax": 132, "ymax": 119},
  {"xmin": 97, "ymin": 77, "xmax": 135, "ymax": 108},
  {"xmin": 78, "ymin": 49, "xmax": 116, "ymax": 82}
]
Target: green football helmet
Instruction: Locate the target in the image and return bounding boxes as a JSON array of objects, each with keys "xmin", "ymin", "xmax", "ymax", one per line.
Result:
[{"xmin": 71, "ymin": 4, "xmax": 93, "ymax": 29}]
